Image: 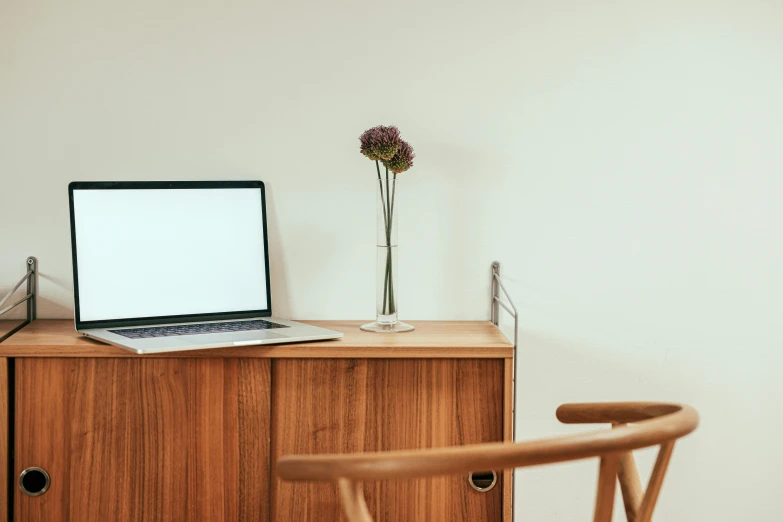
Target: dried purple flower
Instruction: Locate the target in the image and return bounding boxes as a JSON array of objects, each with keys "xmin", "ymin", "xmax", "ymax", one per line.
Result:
[
  {"xmin": 359, "ymin": 125, "xmax": 401, "ymax": 161},
  {"xmin": 383, "ymin": 140, "xmax": 415, "ymax": 174}
]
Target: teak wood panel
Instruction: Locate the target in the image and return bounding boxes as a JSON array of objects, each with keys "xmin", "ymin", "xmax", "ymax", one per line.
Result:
[
  {"xmin": 14, "ymin": 358, "xmax": 270, "ymax": 522},
  {"xmin": 502, "ymin": 357, "xmax": 514, "ymax": 522},
  {"xmin": 0, "ymin": 358, "xmax": 8, "ymax": 522},
  {"xmin": 271, "ymin": 359, "xmax": 505, "ymax": 521},
  {"xmin": 0, "ymin": 320, "xmax": 513, "ymax": 359}
]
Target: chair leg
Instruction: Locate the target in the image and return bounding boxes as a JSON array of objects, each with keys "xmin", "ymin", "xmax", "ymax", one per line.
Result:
[
  {"xmin": 617, "ymin": 451, "xmax": 644, "ymax": 522},
  {"xmin": 337, "ymin": 478, "xmax": 374, "ymax": 522},
  {"xmin": 593, "ymin": 455, "xmax": 620, "ymax": 522},
  {"xmin": 636, "ymin": 442, "xmax": 675, "ymax": 522}
]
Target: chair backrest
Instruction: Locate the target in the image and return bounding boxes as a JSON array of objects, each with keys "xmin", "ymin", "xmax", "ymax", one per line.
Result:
[{"xmin": 277, "ymin": 401, "xmax": 699, "ymax": 522}]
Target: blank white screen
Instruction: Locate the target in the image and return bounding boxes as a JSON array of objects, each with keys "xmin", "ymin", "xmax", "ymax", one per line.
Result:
[{"xmin": 73, "ymin": 188, "xmax": 269, "ymax": 322}]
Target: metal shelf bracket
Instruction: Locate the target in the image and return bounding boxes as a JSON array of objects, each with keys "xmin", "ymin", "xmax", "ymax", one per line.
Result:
[
  {"xmin": 490, "ymin": 260, "xmax": 519, "ymax": 520},
  {"xmin": 0, "ymin": 256, "xmax": 37, "ymax": 342},
  {"xmin": 491, "ymin": 260, "xmax": 518, "ymax": 436}
]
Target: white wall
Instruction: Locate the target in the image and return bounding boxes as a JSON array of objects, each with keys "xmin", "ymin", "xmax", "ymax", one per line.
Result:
[{"xmin": 1, "ymin": 0, "xmax": 781, "ymax": 520}]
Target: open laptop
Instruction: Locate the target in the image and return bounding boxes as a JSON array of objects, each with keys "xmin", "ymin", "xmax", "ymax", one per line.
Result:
[{"xmin": 68, "ymin": 181, "xmax": 343, "ymax": 354}]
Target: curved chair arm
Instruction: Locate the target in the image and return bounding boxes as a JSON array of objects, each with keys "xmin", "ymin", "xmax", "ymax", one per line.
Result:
[
  {"xmin": 277, "ymin": 402, "xmax": 698, "ymax": 483},
  {"xmin": 556, "ymin": 402, "xmax": 685, "ymax": 425}
]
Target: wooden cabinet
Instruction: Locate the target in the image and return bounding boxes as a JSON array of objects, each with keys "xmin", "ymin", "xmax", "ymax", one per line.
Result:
[
  {"xmin": 15, "ymin": 358, "xmax": 270, "ymax": 522},
  {"xmin": 0, "ymin": 321, "xmax": 514, "ymax": 522},
  {"xmin": 271, "ymin": 359, "xmax": 504, "ymax": 521}
]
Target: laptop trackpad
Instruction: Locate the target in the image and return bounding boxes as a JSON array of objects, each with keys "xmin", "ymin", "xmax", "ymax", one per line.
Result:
[{"xmin": 231, "ymin": 330, "xmax": 286, "ymax": 345}]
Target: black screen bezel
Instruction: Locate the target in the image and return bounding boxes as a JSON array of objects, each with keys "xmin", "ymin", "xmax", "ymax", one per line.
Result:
[{"xmin": 68, "ymin": 180, "xmax": 273, "ymax": 330}]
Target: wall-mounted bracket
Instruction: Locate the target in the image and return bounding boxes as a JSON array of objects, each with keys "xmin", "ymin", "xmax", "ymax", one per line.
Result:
[
  {"xmin": 0, "ymin": 256, "xmax": 38, "ymax": 342},
  {"xmin": 491, "ymin": 260, "xmax": 518, "ymax": 520},
  {"xmin": 491, "ymin": 261, "xmax": 518, "ymax": 349},
  {"xmin": 491, "ymin": 260, "xmax": 518, "ymax": 435}
]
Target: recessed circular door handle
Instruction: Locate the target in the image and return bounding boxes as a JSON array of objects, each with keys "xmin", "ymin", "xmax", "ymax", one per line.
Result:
[
  {"xmin": 468, "ymin": 470, "xmax": 497, "ymax": 492},
  {"xmin": 19, "ymin": 467, "xmax": 50, "ymax": 497}
]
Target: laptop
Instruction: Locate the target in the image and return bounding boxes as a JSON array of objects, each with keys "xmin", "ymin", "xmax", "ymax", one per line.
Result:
[{"xmin": 68, "ymin": 181, "xmax": 343, "ymax": 354}]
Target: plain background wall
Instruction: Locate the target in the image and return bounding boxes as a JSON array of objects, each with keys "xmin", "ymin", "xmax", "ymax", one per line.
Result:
[{"xmin": 1, "ymin": 0, "xmax": 781, "ymax": 520}]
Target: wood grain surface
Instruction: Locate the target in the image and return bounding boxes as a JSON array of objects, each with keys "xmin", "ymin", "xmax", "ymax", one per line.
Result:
[
  {"xmin": 0, "ymin": 320, "xmax": 27, "ymax": 343},
  {"xmin": 277, "ymin": 403, "xmax": 697, "ymax": 482},
  {"xmin": 502, "ymin": 357, "xmax": 514, "ymax": 522},
  {"xmin": 271, "ymin": 359, "xmax": 505, "ymax": 522},
  {"xmin": 0, "ymin": 320, "xmax": 512, "ymax": 359},
  {"xmin": 14, "ymin": 358, "xmax": 270, "ymax": 522},
  {"xmin": 278, "ymin": 402, "xmax": 697, "ymax": 522},
  {"xmin": 592, "ymin": 455, "xmax": 619, "ymax": 522},
  {"xmin": 0, "ymin": 358, "xmax": 7, "ymax": 522}
]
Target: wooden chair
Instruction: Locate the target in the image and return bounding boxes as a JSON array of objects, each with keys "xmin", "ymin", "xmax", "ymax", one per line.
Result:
[{"xmin": 276, "ymin": 402, "xmax": 699, "ymax": 522}]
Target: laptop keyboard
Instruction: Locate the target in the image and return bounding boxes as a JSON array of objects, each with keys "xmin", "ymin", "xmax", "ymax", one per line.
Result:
[{"xmin": 109, "ymin": 320, "xmax": 289, "ymax": 339}]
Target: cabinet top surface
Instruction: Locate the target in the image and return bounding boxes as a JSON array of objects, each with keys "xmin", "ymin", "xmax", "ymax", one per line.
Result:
[{"xmin": 0, "ymin": 320, "xmax": 513, "ymax": 358}]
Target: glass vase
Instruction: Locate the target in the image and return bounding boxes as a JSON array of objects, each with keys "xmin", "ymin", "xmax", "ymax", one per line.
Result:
[{"xmin": 361, "ymin": 177, "xmax": 414, "ymax": 333}]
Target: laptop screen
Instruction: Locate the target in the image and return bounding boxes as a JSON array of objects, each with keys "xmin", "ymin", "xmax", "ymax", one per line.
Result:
[{"xmin": 69, "ymin": 182, "xmax": 271, "ymax": 327}]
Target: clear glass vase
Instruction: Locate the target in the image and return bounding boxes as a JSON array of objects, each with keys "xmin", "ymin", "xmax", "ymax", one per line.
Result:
[{"xmin": 361, "ymin": 177, "xmax": 414, "ymax": 333}]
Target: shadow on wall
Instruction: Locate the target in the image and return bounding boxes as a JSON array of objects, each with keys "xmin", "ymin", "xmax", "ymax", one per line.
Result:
[
  {"xmin": 406, "ymin": 140, "xmax": 489, "ymax": 317},
  {"xmin": 36, "ymin": 296, "xmax": 73, "ymax": 319},
  {"xmin": 514, "ymin": 327, "xmax": 695, "ymax": 443},
  {"xmin": 512, "ymin": 328, "xmax": 697, "ymax": 521},
  {"xmin": 0, "ymin": 268, "xmax": 76, "ymax": 321},
  {"xmin": 0, "ymin": 263, "xmax": 35, "ymax": 320},
  {"xmin": 265, "ymin": 183, "xmax": 291, "ymax": 318},
  {"xmin": 37, "ymin": 270, "xmax": 75, "ymax": 319}
]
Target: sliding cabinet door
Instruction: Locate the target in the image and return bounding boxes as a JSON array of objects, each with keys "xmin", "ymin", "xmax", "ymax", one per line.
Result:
[
  {"xmin": 15, "ymin": 358, "xmax": 270, "ymax": 522},
  {"xmin": 271, "ymin": 359, "xmax": 504, "ymax": 521}
]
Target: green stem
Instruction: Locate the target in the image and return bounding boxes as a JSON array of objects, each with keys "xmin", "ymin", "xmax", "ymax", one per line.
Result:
[
  {"xmin": 385, "ymin": 166, "xmax": 391, "ymax": 234},
  {"xmin": 390, "ymin": 173, "xmax": 397, "ymax": 222},
  {"xmin": 376, "ymin": 161, "xmax": 391, "ymax": 314},
  {"xmin": 382, "ymin": 247, "xmax": 389, "ymax": 315},
  {"xmin": 383, "ymin": 246, "xmax": 392, "ymax": 315},
  {"xmin": 384, "ymin": 168, "xmax": 396, "ymax": 315},
  {"xmin": 376, "ymin": 160, "xmax": 388, "ymax": 232}
]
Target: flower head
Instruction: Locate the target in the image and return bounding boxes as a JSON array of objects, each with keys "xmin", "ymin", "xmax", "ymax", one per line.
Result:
[
  {"xmin": 359, "ymin": 125, "xmax": 401, "ymax": 161},
  {"xmin": 383, "ymin": 140, "xmax": 415, "ymax": 174}
]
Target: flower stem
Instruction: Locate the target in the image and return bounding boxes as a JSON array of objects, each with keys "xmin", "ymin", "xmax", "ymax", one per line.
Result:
[
  {"xmin": 376, "ymin": 160, "xmax": 388, "ymax": 232},
  {"xmin": 383, "ymin": 168, "xmax": 391, "ymax": 315},
  {"xmin": 390, "ymin": 173, "xmax": 397, "ymax": 220},
  {"xmin": 384, "ymin": 167, "xmax": 396, "ymax": 315},
  {"xmin": 376, "ymin": 161, "xmax": 391, "ymax": 314}
]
